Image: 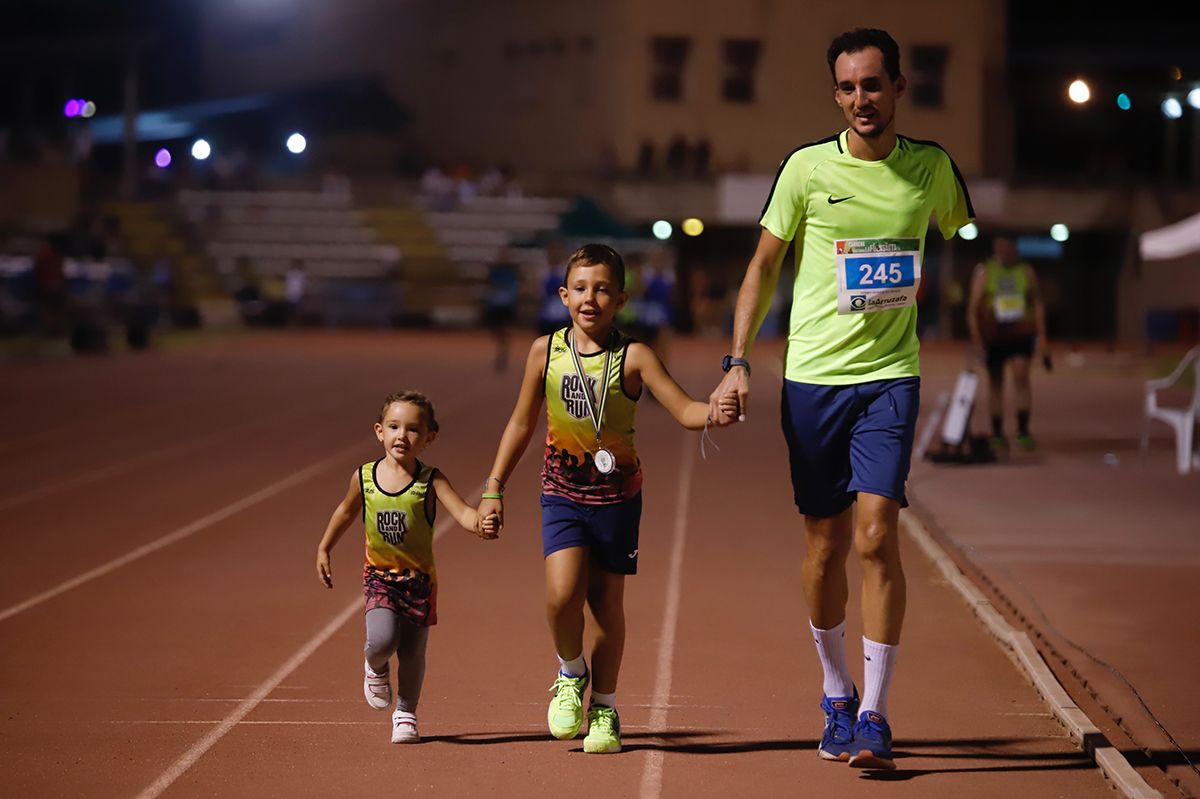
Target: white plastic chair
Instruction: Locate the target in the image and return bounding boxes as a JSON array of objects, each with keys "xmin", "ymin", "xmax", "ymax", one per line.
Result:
[{"xmin": 1141, "ymin": 345, "xmax": 1200, "ymax": 474}]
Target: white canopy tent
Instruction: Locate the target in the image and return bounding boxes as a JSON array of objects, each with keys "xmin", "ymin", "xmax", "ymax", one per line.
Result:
[{"xmin": 1140, "ymin": 212, "xmax": 1200, "ymax": 261}]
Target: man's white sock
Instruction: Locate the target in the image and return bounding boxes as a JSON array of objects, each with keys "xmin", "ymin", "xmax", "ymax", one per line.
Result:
[
  {"xmin": 810, "ymin": 621, "xmax": 855, "ymax": 698},
  {"xmin": 860, "ymin": 637, "xmax": 898, "ymax": 719}
]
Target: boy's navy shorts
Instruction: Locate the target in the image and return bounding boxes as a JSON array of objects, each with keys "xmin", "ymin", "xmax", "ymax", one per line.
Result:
[
  {"xmin": 780, "ymin": 377, "xmax": 920, "ymax": 518},
  {"xmin": 540, "ymin": 492, "xmax": 642, "ymax": 575}
]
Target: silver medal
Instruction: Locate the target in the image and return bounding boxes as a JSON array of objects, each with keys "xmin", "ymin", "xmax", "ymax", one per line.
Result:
[{"xmin": 594, "ymin": 448, "xmax": 615, "ymax": 475}]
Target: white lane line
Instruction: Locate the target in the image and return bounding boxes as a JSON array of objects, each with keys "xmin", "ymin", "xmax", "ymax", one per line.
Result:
[
  {"xmin": 0, "ymin": 441, "xmax": 365, "ymax": 624},
  {"xmin": 115, "ymin": 720, "xmax": 686, "ymax": 730},
  {"xmin": 639, "ymin": 432, "xmax": 697, "ymax": 799},
  {"xmin": 133, "ymin": 596, "xmax": 363, "ymax": 799},
  {"xmin": 135, "ymin": 512, "xmax": 464, "ymax": 798},
  {"xmin": 0, "ymin": 401, "xmax": 344, "ymax": 513},
  {"xmin": 141, "ymin": 698, "xmax": 730, "ymax": 709}
]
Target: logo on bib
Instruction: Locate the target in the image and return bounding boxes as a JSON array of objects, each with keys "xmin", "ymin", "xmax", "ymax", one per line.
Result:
[
  {"xmin": 561, "ymin": 373, "xmax": 599, "ymax": 420},
  {"xmin": 377, "ymin": 509, "xmax": 408, "ymax": 546},
  {"xmin": 849, "ymin": 295, "xmax": 867, "ymax": 311}
]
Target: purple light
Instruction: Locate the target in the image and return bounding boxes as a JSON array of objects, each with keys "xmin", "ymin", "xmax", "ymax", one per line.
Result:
[
  {"xmin": 154, "ymin": 149, "xmax": 172, "ymax": 169},
  {"xmin": 64, "ymin": 99, "xmax": 81, "ymax": 118}
]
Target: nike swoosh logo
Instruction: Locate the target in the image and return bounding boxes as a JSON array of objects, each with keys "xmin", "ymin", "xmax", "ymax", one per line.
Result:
[
  {"xmin": 828, "ymin": 195, "xmax": 855, "ymax": 204},
  {"xmin": 628, "ymin": 549, "xmax": 638, "ymax": 559}
]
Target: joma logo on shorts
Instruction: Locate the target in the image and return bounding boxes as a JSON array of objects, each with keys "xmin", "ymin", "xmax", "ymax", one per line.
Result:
[{"xmin": 377, "ymin": 509, "xmax": 407, "ymax": 546}]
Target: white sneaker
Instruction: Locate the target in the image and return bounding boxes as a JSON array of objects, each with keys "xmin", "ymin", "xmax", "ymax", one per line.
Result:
[
  {"xmin": 391, "ymin": 711, "xmax": 419, "ymax": 744},
  {"xmin": 363, "ymin": 661, "xmax": 392, "ymax": 710}
]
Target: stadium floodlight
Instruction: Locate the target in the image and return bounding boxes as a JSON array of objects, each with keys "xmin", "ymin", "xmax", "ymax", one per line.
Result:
[
  {"xmin": 191, "ymin": 139, "xmax": 212, "ymax": 160},
  {"xmin": 1068, "ymin": 79, "xmax": 1090, "ymax": 104},
  {"xmin": 286, "ymin": 132, "xmax": 307, "ymax": 154},
  {"xmin": 958, "ymin": 222, "xmax": 979, "ymax": 241},
  {"xmin": 652, "ymin": 220, "xmax": 672, "ymax": 240},
  {"xmin": 1050, "ymin": 223, "xmax": 1070, "ymax": 243}
]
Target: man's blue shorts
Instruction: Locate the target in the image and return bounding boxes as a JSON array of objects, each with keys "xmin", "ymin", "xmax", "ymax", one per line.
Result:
[
  {"xmin": 540, "ymin": 493, "xmax": 642, "ymax": 575},
  {"xmin": 780, "ymin": 377, "xmax": 920, "ymax": 518}
]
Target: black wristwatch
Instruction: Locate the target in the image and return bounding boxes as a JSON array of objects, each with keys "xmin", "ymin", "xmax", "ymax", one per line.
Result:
[{"xmin": 721, "ymin": 355, "xmax": 751, "ymax": 375}]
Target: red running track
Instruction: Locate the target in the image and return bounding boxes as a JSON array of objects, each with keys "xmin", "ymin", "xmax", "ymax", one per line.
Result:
[{"xmin": 0, "ymin": 331, "xmax": 1112, "ymax": 798}]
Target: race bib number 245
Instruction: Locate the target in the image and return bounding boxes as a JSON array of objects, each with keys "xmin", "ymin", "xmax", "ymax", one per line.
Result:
[{"xmin": 835, "ymin": 238, "xmax": 921, "ymax": 315}]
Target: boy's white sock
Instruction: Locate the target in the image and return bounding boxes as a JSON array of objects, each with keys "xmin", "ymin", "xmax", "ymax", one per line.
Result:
[
  {"xmin": 558, "ymin": 653, "xmax": 587, "ymax": 678},
  {"xmin": 590, "ymin": 690, "xmax": 616, "ymax": 709}
]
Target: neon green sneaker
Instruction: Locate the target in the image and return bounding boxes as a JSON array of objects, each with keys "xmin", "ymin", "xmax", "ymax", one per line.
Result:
[
  {"xmin": 547, "ymin": 671, "xmax": 589, "ymax": 739},
  {"xmin": 583, "ymin": 705, "xmax": 622, "ymax": 754}
]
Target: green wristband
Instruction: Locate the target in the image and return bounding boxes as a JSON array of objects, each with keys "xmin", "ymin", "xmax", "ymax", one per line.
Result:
[{"xmin": 481, "ymin": 492, "xmax": 504, "ymax": 500}]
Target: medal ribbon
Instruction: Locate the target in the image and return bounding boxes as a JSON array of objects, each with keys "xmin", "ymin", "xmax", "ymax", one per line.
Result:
[{"xmin": 567, "ymin": 329, "xmax": 613, "ymax": 444}]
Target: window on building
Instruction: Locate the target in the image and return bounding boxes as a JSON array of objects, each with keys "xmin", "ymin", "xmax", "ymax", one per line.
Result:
[
  {"xmin": 910, "ymin": 45, "xmax": 949, "ymax": 108},
  {"xmin": 722, "ymin": 39, "xmax": 762, "ymax": 103},
  {"xmin": 650, "ymin": 36, "xmax": 691, "ymax": 102}
]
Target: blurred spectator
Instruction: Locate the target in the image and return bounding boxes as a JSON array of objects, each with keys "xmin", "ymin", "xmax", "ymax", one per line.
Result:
[
  {"xmin": 500, "ymin": 164, "xmax": 523, "ymax": 198},
  {"xmin": 483, "ymin": 249, "xmax": 521, "ymax": 372},
  {"xmin": 537, "ymin": 242, "xmax": 571, "ymax": 335},
  {"xmin": 616, "ymin": 251, "xmax": 642, "ymax": 334},
  {"xmin": 285, "ymin": 260, "xmax": 308, "ymax": 324},
  {"xmin": 233, "ymin": 256, "xmax": 264, "ymax": 325},
  {"xmin": 479, "ymin": 166, "xmax": 506, "ymax": 197},
  {"xmin": 639, "ymin": 250, "xmax": 676, "ymax": 348},
  {"xmin": 666, "ymin": 135, "xmax": 687, "ymax": 174},
  {"xmin": 420, "ymin": 165, "xmax": 457, "ymax": 210}
]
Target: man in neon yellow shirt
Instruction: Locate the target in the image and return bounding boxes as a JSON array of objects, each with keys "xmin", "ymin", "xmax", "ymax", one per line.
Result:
[
  {"xmin": 966, "ymin": 235, "xmax": 1047, "ymax": 451},
  {"xmin": 708, "ymin": 28, "xmax": 974, "ymax": 770}
]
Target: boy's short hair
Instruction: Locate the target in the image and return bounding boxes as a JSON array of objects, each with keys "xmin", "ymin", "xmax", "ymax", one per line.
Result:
[
  {"xmin": 378, "ymin": 391, "xmax": 439, "ymax": 432},
  {"xmin": 826, "ymin": 28, "xmax": 901, "ymax": 83},
  {"xmin": 564, "ymin": 243, "xmax": 626, "ymax": 290}
]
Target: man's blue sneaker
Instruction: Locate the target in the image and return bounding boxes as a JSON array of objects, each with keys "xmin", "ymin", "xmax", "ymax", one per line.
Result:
[
  {"xmin": 848, "ymin": 710, "xmax": 895, "ymax": 770},
  {"xmin": 818, "ymin": 689, "xmax": 859, "ymax": 761}
]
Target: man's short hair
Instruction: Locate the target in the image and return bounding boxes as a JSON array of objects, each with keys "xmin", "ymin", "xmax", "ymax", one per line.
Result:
[{"xmin": 826, "ymin": 28, "xmax": 902, "ymax": 83}]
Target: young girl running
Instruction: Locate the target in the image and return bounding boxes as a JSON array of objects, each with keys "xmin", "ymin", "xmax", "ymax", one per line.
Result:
[
  {"xmin": 316, "ymin": 391, "xmax": 498, "ymax": 743},
  {"xmin": 477, "ymin": 244, "xmax": 737, "ymax": 753}
]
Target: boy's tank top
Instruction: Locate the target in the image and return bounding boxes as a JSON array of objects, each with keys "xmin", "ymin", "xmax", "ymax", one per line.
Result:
[
  {"xmin": 361, "ymin": 459, "xmax": 437, "ymax": 581},
  {"xmin": 542, "ymin": 326, "xmax": 642, "ymax": 504}
]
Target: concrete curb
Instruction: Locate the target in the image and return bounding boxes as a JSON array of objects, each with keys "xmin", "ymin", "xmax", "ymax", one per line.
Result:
[{"xmin": 901, "ymin": 510, "xmax": 1163, "ymax": 799}]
